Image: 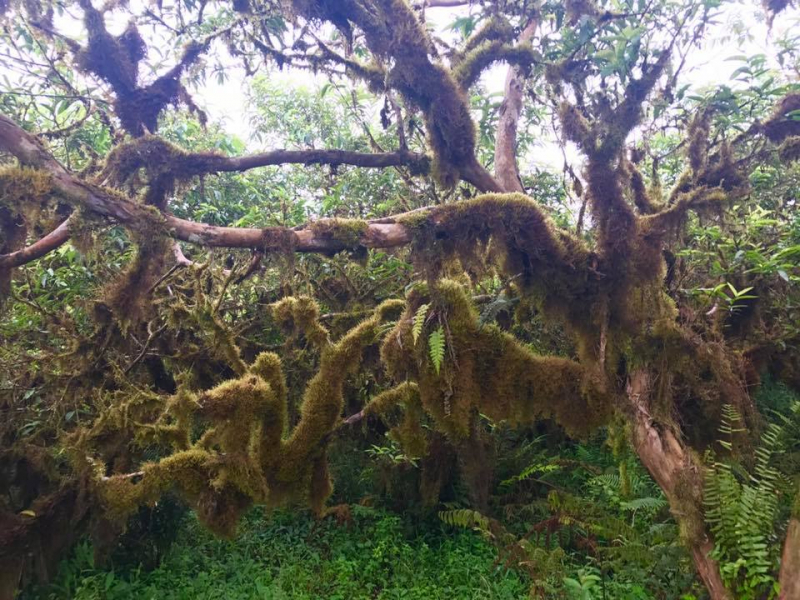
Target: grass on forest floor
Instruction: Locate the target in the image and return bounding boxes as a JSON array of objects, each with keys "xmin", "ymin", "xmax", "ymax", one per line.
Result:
[{"xmin": 22, "ymin": 505, "xmax": 529, "ymax": 600}]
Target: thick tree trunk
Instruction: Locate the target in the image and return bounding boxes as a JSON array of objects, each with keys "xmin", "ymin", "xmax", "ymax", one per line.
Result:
[
  {"xmin": 626, "ymin": 369, "xmax": 732, "ymax": 600},
  {"xmin": 0, "ymin": 556, "xmax": 23, "ymax": 600},
  {"xmin": 779, "ymin": 516, "xmax": 800, "ymax": 599}
]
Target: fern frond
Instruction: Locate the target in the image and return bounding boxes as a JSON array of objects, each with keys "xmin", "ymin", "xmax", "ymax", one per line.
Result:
[
  {"xmin": 412, "ymin": 303, "xmax": 429, "ymax": 345},
  {"xmin": 478, "ymin": 293, "xmax": 519, "ymax": 327},
  {"xmin": 428, "ymin": 326, "xmax": 445, "ymax": 374},
  {"xmin": 439, "ymin": 509, "xmax": 490, "ymax": 532},
  {"xmin": 620, "ymin": 496, "xmax": 668, "ymax": 512}
]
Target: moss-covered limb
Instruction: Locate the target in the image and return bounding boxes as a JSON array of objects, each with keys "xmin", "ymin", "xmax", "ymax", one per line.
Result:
[
  {"xmin": 640, "ymin": 187, "xmax": 727, "ymax": 235},
  {"xmin": 249, "ymin": 352, "xmax": 288, "ymax": 408},
  {"xmin": 197, "ymin": 374, "xmax": 281, "ymax": 455},
  {"xmin": 452, "ymin": 41, "xmax": 538, "ymax": 90},
  {"xmin": 625, "ymin": 158, "xmax": 662, "ymax": 215},
  {"xmin": 97, "ymin": 365, "xmax": 284, "ymax": 535},
  {"xmin": 363, "ymin": 381, "xmax": 420, "ymax": 417},
  {"xmin": 600, "ymin": 51, "xmax": 672, "ymax": 158},
  {"xmin": 100, "ymin": 135, "xmax": 430, "ymax": 199},
  {"xmin": 362, "ymin": 382, "xmax": 428, "ymax": 457},
  {"xmin": 275, "ymin": 299, "xmax": 406, "ymax": 498},
  {"xmin": 272, "ymin": 296, "xmax": 331, "ymax": 348},
  {"xmin": 400, "ymin": 192, "xmax": 591, "ymax": 273},
  {"xmin": 381, "ymin": 280, "xmax": 612, "ymax": 441},
  {"xmin": 0, "ymin": 123, "xmax": 574, "ymax": 280},
  {"xmin": 289, "ymin": 0, "xmax": 491, "ymax": 189}
]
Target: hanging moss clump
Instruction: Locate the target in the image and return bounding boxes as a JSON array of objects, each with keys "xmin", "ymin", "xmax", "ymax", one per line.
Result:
[
  {"xmin": 271, "ymin": 295, "xmax": 330, "ymax": 348},
  {"xmin": 380, "ymin": 280, "xmax": 612, "ymax": 441},
  {"xmin": 97, "ymin": 299, "xmax": 406, "ymax": 536},
  {"xmin": 364, "ymin": 382, "xmax": 428, "ymax": 459},
  {"xmin": 103, "ymin": 225, "xmax": 172, "ymax": 333}
]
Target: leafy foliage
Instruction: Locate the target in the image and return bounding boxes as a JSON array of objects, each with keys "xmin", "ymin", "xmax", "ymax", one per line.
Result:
[
  {"xmin": 704, "ymin": 398, "xmax": 800, "ymax": 599},
  {"xmin": 22, "ymin": 508, "xmax": 528, "ymax": 600}
]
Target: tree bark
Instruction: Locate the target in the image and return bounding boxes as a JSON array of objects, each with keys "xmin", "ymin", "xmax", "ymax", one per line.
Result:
[
  {"xmin": 626, "ymin": 369, "xmax": 732, "ymax": 600},
  {"xmin": 779, "ymin": 516, "xmax": 800, "ymax": 599},
  {"xmin": 0, "ymin": 216, "xmax": 72, "ymax": 269},
  {"xmin": 494, "ymin": 19, "xmax": 537, "ymax": 194}
]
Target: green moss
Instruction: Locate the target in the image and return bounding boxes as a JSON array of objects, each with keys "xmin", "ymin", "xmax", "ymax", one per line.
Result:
[
  {"xmin": 462, "ymin": 15, "xmax": 515, "ymax": 54},
  {"xmin": 0, "ymin": 166, "xmax": 53, "ymax": 207},
  {"xmin": 309, "ymin": 218, "xmax": 369, "ymax": 248},
  {"xmin": 778, "ymin": 136, "xmax": 800, "ymax": 163},
  {"xmin": 271, "ymin": 296, "xmax": 330, "ymax": 348},
  {"xmin": 273, "ymin": 298, "xmax": 405, "ymax": 511},
  {"xmin": 381, "ymin": 280, "xmax": 611, "ymax": 441},
  {"xmin": 453, "ymin": 42, "xmax": 537, "ymax": 89}
]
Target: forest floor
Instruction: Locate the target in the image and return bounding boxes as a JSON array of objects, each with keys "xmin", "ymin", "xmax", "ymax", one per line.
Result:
[{"xmin": 21, "ymin": 506, "xmax": 529, "ymax": 600}]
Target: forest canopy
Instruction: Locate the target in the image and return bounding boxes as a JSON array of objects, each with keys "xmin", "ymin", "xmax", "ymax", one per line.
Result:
[{"xmin": 1, "ymin": 0, "xmax": 800, "ymax": 598}]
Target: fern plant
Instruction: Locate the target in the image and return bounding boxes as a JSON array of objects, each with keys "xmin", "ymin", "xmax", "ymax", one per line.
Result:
[{"xmin": 704, "ymin": 403, "xmax": 798, "ymax": 600}]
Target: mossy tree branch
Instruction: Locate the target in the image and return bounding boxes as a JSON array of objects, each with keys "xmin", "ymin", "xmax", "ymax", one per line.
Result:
[
  {"xmin": 0, "ymin": 116, "xmax": 586, "ymax": 277},
  {"xmin": 289, "ymin": 0, "xmax": 501, "ymax": 191},
  {"xmin": 100, "ymin": 136, "xmax": 431, "ymax": 182}
]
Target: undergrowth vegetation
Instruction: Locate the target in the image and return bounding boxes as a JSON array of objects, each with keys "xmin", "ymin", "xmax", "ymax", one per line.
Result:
[{"xmin": 23, "ymin": 507, "xmax": 529, "ymax": 600}]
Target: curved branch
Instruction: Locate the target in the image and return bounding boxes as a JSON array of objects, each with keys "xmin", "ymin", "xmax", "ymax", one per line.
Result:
[
  {"xmin": 0, "ymin": 116, "xmax": 577, "ymax": 276},
  {"xmin": 0, "ymin": 217, "xmax": 72, "ymax": 269}
]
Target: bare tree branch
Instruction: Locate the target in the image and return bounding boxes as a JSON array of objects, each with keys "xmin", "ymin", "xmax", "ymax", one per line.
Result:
[
  {"xmin": 494, "ymin": 18, "xmax": 538, "ymax": 193},
  {"xmin": 0, "ymin": 217, "xmax": 72, "ymax": 269}
]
